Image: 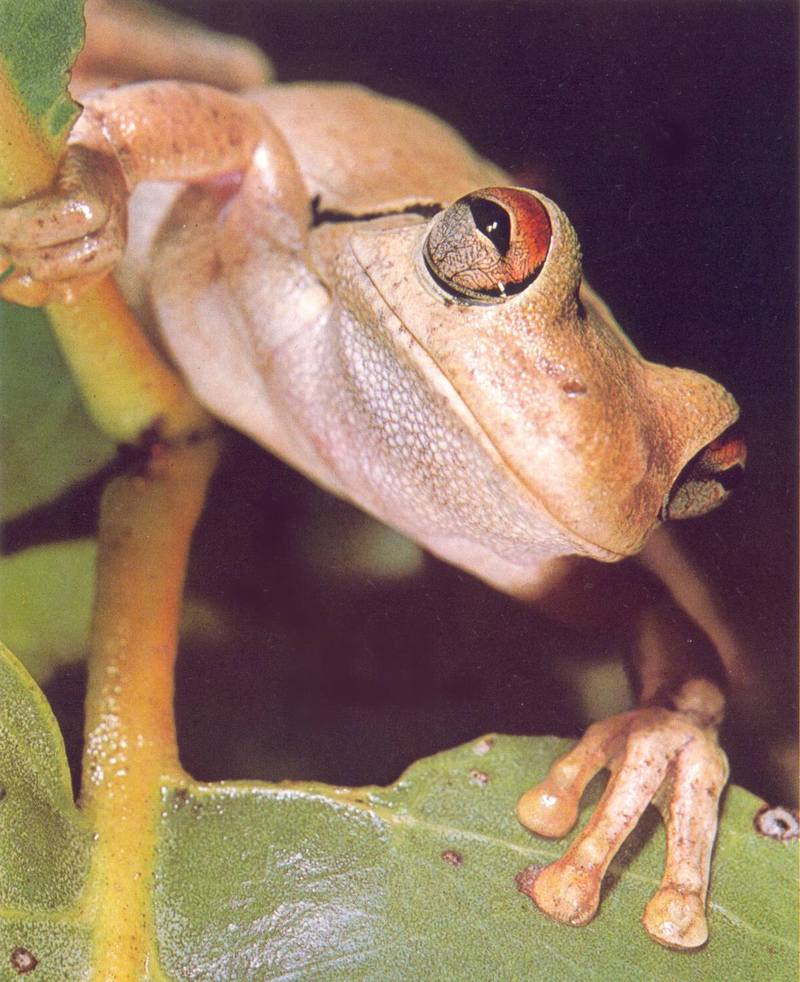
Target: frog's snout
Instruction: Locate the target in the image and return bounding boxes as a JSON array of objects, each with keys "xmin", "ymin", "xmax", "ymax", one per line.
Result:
[{"xmin": 662, "ymin": 423, "xmax": 747, "ymax": 521}]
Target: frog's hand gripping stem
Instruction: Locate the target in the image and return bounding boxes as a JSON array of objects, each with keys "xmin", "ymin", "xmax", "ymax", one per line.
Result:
[{"xmin": 0, "ymin": 81, "xmax": 302, "ymax": 306}]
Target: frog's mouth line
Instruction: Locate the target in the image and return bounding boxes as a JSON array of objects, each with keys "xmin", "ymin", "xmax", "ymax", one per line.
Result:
[{"xmin": 310, "ymin": 196, "xmax": 443, "ymax": 227}]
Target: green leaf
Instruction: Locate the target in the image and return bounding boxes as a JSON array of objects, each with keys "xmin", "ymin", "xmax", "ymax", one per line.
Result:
[
  {"xmin": 0, "ymin": 643, "xmax": 93, "ymax": 976},
  {"xmin": 154, "ymin": 742, "xmax": 799, "ymax": 981},
  {"xmin": 0, "ymin": 539, "xmax": 95, "ymax": 682},
  {"xmin": 0, "ymin": 302, "xmax": 115, "ymax": 521},
  {"xmin": 0, "ymin": 0, "xmax": 84, "ymax": 157},
  {"xmin": 0, "ymin": 643, "xmax": 795, "ymax": 980}
]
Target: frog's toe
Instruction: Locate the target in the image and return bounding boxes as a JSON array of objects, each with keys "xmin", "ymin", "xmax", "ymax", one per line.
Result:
[
  {"xmin": 529, "ymin": 854, "xmax": 603, "ymax": 926},
  {"xmin": 643, "ymin": 725, "xmax": 728, "ymax": 949},
  {"xmin": 516, "ymin": 714, "xmax": 631, "ymax": 838},
  {"xmin": 0, "ymin": 147, "xmax": 127, "ymax": 306},
  {"xmin": 1, "ymin": 224, "xmax": 122, "ymax": 306},
  {"xmin": 524, "ymin": 718, "xmax": 676, "ymax": 926},
  {"xmin": 643, "ymin": 887, "xmax": 708, "ymax": 949},
  {"xmin": 0, "ymin": 191, "xmax": 109, "ymax": 254},
  {"xmin": 13, "ymin": 229, "xmax": 121, "ymax": 284}
]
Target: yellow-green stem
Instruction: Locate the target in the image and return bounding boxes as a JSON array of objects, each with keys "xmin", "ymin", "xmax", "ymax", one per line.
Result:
[
  {"xmin": 79, "ymin": 437, "xmax": 218, "ymax": 981},
  {"xmin": 46, "ymin": 285, "xmax": 209, "ymax": 442}
]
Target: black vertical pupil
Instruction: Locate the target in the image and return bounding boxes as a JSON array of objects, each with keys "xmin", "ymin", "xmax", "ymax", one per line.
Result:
[{"xmin": 469, "ymin": 198, "xmax": 511, "ymax": 256}]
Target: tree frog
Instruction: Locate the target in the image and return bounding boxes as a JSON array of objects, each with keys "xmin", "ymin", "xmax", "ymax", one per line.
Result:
[{"xmin": 0, "ymin": 0, "xmax": 748, "ymax": 950}]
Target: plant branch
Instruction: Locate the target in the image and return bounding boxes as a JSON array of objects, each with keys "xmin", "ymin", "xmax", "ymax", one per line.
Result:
[
  {"xmin": 46, "ymin": 286, "xmax": 210, "ymax": 442},
  {"xmin": 79, "ymin": 435, "xmax": 218, "ymax": 981}
]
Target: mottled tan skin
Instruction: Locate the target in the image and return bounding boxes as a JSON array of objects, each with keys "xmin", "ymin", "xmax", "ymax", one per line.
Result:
[{"xmin": 0, "ymin": 0, "xmax": 748, "ymax": 949}]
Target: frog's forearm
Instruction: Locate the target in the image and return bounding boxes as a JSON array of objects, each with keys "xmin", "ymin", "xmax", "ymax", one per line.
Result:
[
  {"xmin": 631, "ymin": 601, "xmax": 726, "ymax": 729},
  {"xmin": 70, "ymin": 81, "xmax": 269, "ymax": 188},
  {"xmin": 532, "ymin": 550, "xmax": 728, "ymax": 726}
]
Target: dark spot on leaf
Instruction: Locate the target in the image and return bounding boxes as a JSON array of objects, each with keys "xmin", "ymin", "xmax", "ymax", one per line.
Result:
[
  {"xmin": 0, "ymin": 786, "xmax": 6, "ymax": 803},
  {"xmin": 469, "ymin": 769, "xmax": 490, "ymax": 787},
  {"xmin": 753, "ymin": 805, "xmax": 799, "ymax": 840},
  {"xmin": 10, "ymin": 947, "xmax": 37, "ymax": 974},
  {"xmin": 441, "ymin": 849, "xmax": 463, "ymax": 868},
  {"xmin": 515, "ymin": 864, "xmax": 542, "ymax": 898},
  {"xmin": 173, "ymin": 787, "xmax": 190, "ymax": 807}
]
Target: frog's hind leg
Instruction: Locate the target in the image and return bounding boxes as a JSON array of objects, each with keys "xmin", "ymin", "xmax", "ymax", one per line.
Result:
[{"xmin": 74, "ymin": 0, "xmax": 272, "ymax": 97}]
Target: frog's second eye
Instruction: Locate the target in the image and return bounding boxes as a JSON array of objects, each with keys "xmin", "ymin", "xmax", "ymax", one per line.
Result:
[{"xmin": 423, "ymin": 188, "xmax": 552, "ymax": 303}]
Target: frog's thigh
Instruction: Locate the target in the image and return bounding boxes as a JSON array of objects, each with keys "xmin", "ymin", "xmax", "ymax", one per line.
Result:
[{"xmin": 75, "ymin": 0, "xmax": 272, "ymax": 96}]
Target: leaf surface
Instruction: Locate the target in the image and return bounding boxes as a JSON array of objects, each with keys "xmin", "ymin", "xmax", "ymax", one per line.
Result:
[
  {"xmin": 0, "ymin": 643, "xmax": 796, "ymax": 981},
  {"xmin": 0, "ymin": 539, "xmax": 96, "ymax": 682},
  {"xmin": 0, "ymin": 304, "xmax": 114, "ymax": 522},
  {"xmin": 153, "ymin": 739, "xmax": 799, "ymax": 981},
  {"xmin": 0, "ymin": 644, "xmax": 92, "ymax": 981}
]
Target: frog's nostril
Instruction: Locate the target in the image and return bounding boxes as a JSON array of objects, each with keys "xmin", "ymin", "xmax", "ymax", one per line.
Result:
[{"xmin": 662, "ymin": 424, "xmax": 746, "ymax": 521}]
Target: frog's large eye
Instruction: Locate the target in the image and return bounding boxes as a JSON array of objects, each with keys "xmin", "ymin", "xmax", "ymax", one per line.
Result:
[{"xmin": 423, "ymin": 187, "xmax": 551, "ymax": 303}]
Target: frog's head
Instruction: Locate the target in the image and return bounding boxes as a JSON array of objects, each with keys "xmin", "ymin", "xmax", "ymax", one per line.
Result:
[{"xmin": 349, "ymin": 186, "xmax": 744, "ymax": 559}]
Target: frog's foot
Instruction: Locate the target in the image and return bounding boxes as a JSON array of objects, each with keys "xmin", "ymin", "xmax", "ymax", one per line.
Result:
[
  {"xmin": 0, "ymin": 147, "xmax": 126, "ymax": 306},
  {"xmin": 516, "ymin": 697, "xmax": 728, "ymax": 949}
]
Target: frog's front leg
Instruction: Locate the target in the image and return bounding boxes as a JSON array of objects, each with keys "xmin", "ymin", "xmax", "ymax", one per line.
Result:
[
  {"xmin": 516, "ymin": 540, "xmax": 734, "ymax": 949},
  {"xmin": 518, "ymin": 684, "xmax": 726, "ymax": 948},
  {"xmin": 0, "ymin": 81, "xmax": 304, "ymax": 306}
]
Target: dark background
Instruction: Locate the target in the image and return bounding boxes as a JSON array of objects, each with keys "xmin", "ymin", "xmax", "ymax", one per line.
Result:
[{"xmin": 49, "ymin": 1, "xmax": 798, "ymax": 804}]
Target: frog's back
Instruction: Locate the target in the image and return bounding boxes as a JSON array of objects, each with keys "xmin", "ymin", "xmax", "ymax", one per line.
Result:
[{"xmin": 248, "ymin": 83, "xmax": 507, "ymax": 213}]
